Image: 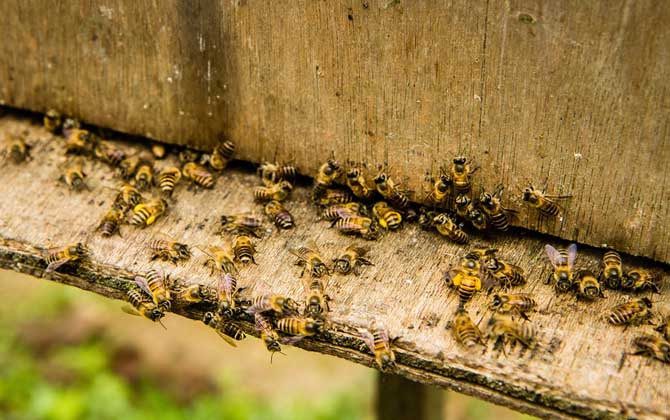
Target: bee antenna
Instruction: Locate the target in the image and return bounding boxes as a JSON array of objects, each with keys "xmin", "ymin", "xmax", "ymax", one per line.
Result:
[{"xmin": 158, "ymin": 319, "xmax": 167, "ymax": 330}]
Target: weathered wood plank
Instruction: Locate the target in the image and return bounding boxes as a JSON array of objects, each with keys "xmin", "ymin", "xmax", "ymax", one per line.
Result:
[
  {"xmin": 0, "ymin": 1, "xmax": 668, "ymax": 262},
  {"xmin": 0, "ymin": 116, "xmax": 668, "ymax": 419}
]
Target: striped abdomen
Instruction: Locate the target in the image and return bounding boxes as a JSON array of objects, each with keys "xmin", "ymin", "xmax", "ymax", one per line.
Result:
[
  {"xmin": 233, "ymin": 235, "xmax": 256, "ymax": 264},
  {"xmin": 158, "ymin": 168, "xmax": 181, "ymax": 196},
  {"xmin": 183, "ymin": 162, "xmax": 214, "ymax": 188},
  {"xmin": 536, "ymin": 197, "xmax": 560, "ymax": 216},
  {"xmin": 265, "ymin": 200, "xmax": 295, "ymax": 229},
  {"xmin": 457, "ymin": 276, "xmax": 480, "ymax": 308},
  {"xmin": 220, "ymin": 322, "xmax": 246, "ymax": 341},
  {"xmin": 452, "ymin": 311, "xmax": 482, "ymax": 347},
  {"xmin": 135, "ymin": 165, "xmax": 153, "ymax": 190},
  {"xmin": 276, "ymin": 318, "xmax": 308, "ymax": 336},
  {"xmin": 100, "ymin": 220, "xmax": 119, "ymax": 237}
]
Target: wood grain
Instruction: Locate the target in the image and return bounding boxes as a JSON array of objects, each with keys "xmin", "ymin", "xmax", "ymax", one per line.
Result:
[
  {"xmin": 0, "ymin": 1, "xmax": 668, "ymax": 262},
  {"xmin": 0, "ymin": 115, "xmax": 668, "ymax": 419}
]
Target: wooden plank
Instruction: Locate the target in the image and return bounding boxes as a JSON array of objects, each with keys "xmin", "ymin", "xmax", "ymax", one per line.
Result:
[
  {"xmin": 0, "ymin": 1, "xmax": 668, "ymax": 262},
  {"xmin": 377, "ymin": 374, "xmax": 444, "ymax": 420},
  {"xmin": 0, "ymin": 115, "xmax": 668, "ymax": 419}
]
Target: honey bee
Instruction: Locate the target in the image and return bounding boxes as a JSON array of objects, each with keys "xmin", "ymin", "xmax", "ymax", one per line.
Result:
[
  {"xmin": 321, "ymin": 202, "xmax": 364, "ymax": 221},
  {"xmin": 232, "ymin": 234, "xmax": 257, "ymax": 264},
  {"xmin": 247, "ymin": 294, "xmax": 299, "ymax": 316},
  {"xmin": 622, "ymin": 269, "xmax": 660, "ymax": 293},
  {"xmin": 203, "ymin": 312, "xmax": 246, "ymax": 347},
  {"xmin": 276, "ymin": 317, "xmax": 326, "ymax": 337},
  {"xmin": 425, "ymin": 169, "xmax": 452, "ymax": 208},
  {"xmin": 289, "ymin": 241, "xmax": 330, "ymax": 278},
  {"xmin": 93, "ymin": 141, "xmax": 126, "ymax": 166},
  {"xmin": 151, "ymin": 143, "xmax": 166, "ymax": 159},
  {"xmin": 130, "ymin": 198, "xmax": 168, "ymax": 227},
  {"xmin": 255, "ymin": 312, "xmax": 283, "ymax": 357},
  {"xmin": 5, "ymin": 136, "xmax": 30, "ymax": 163},
  {"xmin": 220, "ymin": 214, "xmax": 264, "ymax": 236},
  {"xmin": 331, "ymin": 217, "xmax": 381, "ymax": 240},
  {"xmin": 302, "ymin": 276, "xmax": 331, "ymax": 319},
  {"xmin": 98, "ymin": 208, "xmax": 125, "ymax": 237},
  {"xmin": 600, "ymin": 251, "xmax": 624, "ymax": 290},
  {"xmin": 43, "ymin": 242, "xmax": 89, "ymax": 274},
  {"xmin": 359, "ymin": 324, "xmax": 396, "ymax": 371},
  {"xmin": 372, "ymin": 201, "xmax": 402, "ymax": 231},
  {"xmin": 118, "ymin": 155, "xmax": 141, "ymax": 179},
  {"xmin": 373, "ymin": 170, "xmax": 410, "ymax": 210},
  {"xmin": 148, "ymin": 238, "xmax": 191, "ymax": 264},
  {"xmin": 606, "ymin": 297, "xmax": 653, "ymax": 326},
  {"xmin": 134, "ymin": 162, "xmax": 154, "ymax": 191},
  {"xmin": 479, "ymin": 186, "xmax": 516, "ymax": 231},
  {"xmin": 216, "ymin": 272, "xmax": 241, "ymax": 318},
  {"xmin": 122, "ymin": 289, "xmax": 165, "ymax": 325},
  {"xmin": 264, "ymin": 200, "xmax": 295, "ymax": 230},
  {"xmin": 254, "ymin": 180, "xmax": 293, "ymax": 202},
  {"xmin": 545, "ymin": 244, "xmax": 577, "ymax": 294},
  {"xmin": 174, "ymin": 284, "xmax": 210, "ymax": 304},
  {"xmin": 313, "ymin": 158, "xmax": 343, "ymax": 202},
  {"xmin": 487, "ymin": 313, "xmax": 537, "ymax": 352},
  {"xmin": 574, "ymin": 270, "xmax": 605, "ymax": 300},
  {"xmin": 445, "ymin": 256, "xmax": 487, "ymax": 309},
  {"xmin": 258, "ymin": 162, "xmax": 297, "ymax": 186},
  {"xmin": 417, "ymin": 207, "xmax": 439, "ymax": 230},
  {"xmin": 182, "ymin": 162, "xmax": 215, "ymax": 189},
  {"xmin": 113, "ymin": 183, "xmax": 143, "ymax": 212},
  {"xmin": 158, "ymin": 166, "xmax": 182, "ymax": 196},
  {"xmin": 450, "ymin": 156, "xmax": 478, "ymax": 194},
  {"xmin": 656, "ymin": 318, "xmax": 670, "ymax": 341},
  {"xmin": 467, "ymin": 206, "xmax": 488, "ymax": 231},
  {"xmin": 490, "ymin": 294, "xmax": 536, "ymax": 319},
  {"xmin": 629, "ymin": 334, "xmax": 670, "ymax": 364},
  {"xmin": 433, "ymin": 213, "xmax": 468, "ymax": 244},
  {"xmin": 65, "ymin": 129, "xmax": 95, "ymax": 154},
  {"xmin": 317, "ymin": 188, "xmax": 354, "ymax": 206},
  {"xmin": 59, "ymin": 159, "xmax": 90, "ymax": 191},
  {"xmin": 483, "ymin": 257, "xmax": 526, "ymax": 289},
  {"xmin": 201, "ymin": 245, "xmax": 237, "ymax": 275},
  {"xmin": 135, "ymin": 268, "xmax": 172, "ymax": 310},
  {"xmin": 465, "ymin": 247, "xmax": 498, "ymax": 262},
  {"xmin": 209, "ymin": 140, "xmax": 235, "ymax": 171},
  {"xmin": 178, "ymin": 148, "xmax": 200, "ymax": 163},
  {"xmin": 44, "ymin": 109, "xmax": 62, "ymax": 133},
  {"xmin": 345, "ymin": 167, "xmax": 375, "ymax": 200},
  {"xmin": 333, "ymin": 245, "xmax": 373, "ymax": 275},
  {"xmin": 449, "ymin": 309, "xmax": 484, "ymax": 348},
  {"xmin": 522, "ymin": 185, "xmax": 571, "ymax": 218}
]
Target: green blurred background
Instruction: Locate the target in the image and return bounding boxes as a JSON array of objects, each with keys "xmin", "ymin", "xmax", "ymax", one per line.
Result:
[{"xmin": 0, "ymin": 270, "xmax": 535, "ymax": 420}]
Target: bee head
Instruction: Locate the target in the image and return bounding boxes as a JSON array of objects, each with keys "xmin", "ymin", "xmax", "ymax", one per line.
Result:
[
  {"xmin": 453, "ymin": 156, "xmax": 467, "ymax": 165},
  {"xmin": 522, "ymin": 188, "xmax": 534, "ymax": 202},
  {"xmin": 335, "ymin": 259, "xmax": 350, "ymax": 274},
  {"xmin": 220, "ymin": 215, "xmax": 230, "ymax": 226},
  {"xmin": 73, "ymin": 242, "xmax": 89, "ymax": 256},
  {"xmin": 373, "ymin": 172, "xmax": 387, "ymax": 184},
  {"xmin": 491, "ymin": 294, "xmax": 502, "ymax": 308},
  {"xmin": 265, "ymin": 337, "xmax": 281, "ymax": 352},
  {"xmin": 326, "ymin": 159, "xmax": 340, "ymax": 171},
  {"xmin": 149, "ymin": 308, "xmax": 165, "ymax": 322},
  {"xmin": 203, "ymin": 312, "xmax": 216, "ymax": 325},
  {"xmin": 306, "ymin": 319, "xmax": 326, "ymax": 334},
  {"xmin": 346, "ymin": 168, "xmax": 360, "ymax": 179},
  {"xmin": 283, "ymin": 298, "xmax": 299, "ymax": 314},
  {"xmin": 455, "ymin": 194, "xmax": 469, "ymax": 206},
  {"xmin": 174, "ymin": 243, "xmax": 191, "ymax": 257}
]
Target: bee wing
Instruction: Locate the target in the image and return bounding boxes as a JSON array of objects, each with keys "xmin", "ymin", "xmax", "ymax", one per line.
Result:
[
  {"xmin": 280, "ymin": 336, "xmax": 305, "ymax": 346},
  {"xmin": 121, "ymin": 305, "xmax": 140, "ymax": 316},
  {"xmin": 44, "ymin": 258, "xmax": 70, "ymax": 274},
  {"xmin": 306, "ymin": 239, "xmax": 321, "ymax": 255},
  {"xmin": 357, "ymin": 328, "xmax": 376, "ymax": 353},
  {"xmin": 566, "ymin": 244, "xmax": 577, "ymax": 269},
  {"xmin": 134, "ymin": 276, "xmax": 153, "ymax": 298},
  {"xmin": 544, "ymin": 244, "xmax": 565, "ymax": 268},
  {"xmin": 216, "ymin": 330, "xmax": 239, "ymax": 347}
]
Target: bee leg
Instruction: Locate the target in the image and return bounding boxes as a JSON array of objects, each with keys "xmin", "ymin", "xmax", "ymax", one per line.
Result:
[
  {"xmin": 544, "ymin": 274, "xmax": 553, "ymax": 285},
  {"xmin": 520, "ymin": 312, "xmax": 530, "ymax": 321}
]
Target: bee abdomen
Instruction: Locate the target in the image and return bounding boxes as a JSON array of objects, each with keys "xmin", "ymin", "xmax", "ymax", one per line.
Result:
[
  {"xmin": 538, "ymin": 200, "xmax": 561, "ymax": 216},
  {"xmin": 217, "ymin": 141, "xmax": 235, "ymax": 160},
  {"xmin": 100, "ymin": 221, "xmax": 119, "ymax": 237},
  {"xmin": 220, "ymin": 322, "xmax": 246, "ymax": 341},
  {"xmin": 383, "ymin": 213, "xmax": 403, "ymax": 230},
  {"xmin": 488, "ymin": 212, "xmax": 510, "ymax": 231},
  {"xmin": 131, "ymin": 207, "xmax": 151, "ymax": 225},
  {"xmin": 158, "ymin": 170, "xmax": 181, "ymax": 196},
  {"xmin": 276, "ymin": 318, "xmax": 302, "ymax": 335}
]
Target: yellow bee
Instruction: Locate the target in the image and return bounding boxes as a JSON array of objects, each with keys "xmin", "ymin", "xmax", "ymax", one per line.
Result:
[
  {"xmin": 321, "ymin": 202, "xmax": 364, "ymax": 222},
  {"xmin": 134, "ymin": 268, "xmax": 172, "ymax": 310},
  {"xmin": 5, "ymin": 136, "xmax": 30, "ymax": 163},
  {"xmin": 450, "ymin": 156, "xmax": 478, "ymax": 194},
  {"xmin": 317, "ymin": 188, "xmax": 354, "ymax": 206},
  {"xmin": 425, "ymin": 168, "xmax": 452, "ymax": 207},
  {"xmin": 209, "ymin": 140, "xmax": 235, "ymax": 171},
  {"xmin": 479, "ymin": 186, "xmax": 516, "ymax": 231},
  {"xmin": 445, "ymin": 256, "xmax": 487, "ymax": 309},
  {"xmin": 201, "ymin": 245, "xmax": 237, "ymax": 275},
  {"xmin": 254, "ymin": 180, "xmax": 293, "ymax": 202},
  {"xmin": 44, "ymin": 109, "xmax": 62, "ymax": 133},
  {"xmin": 64, "ymin": 129, "xmax": 95, "ymax": 155},
  {"xmin": 98, "ymin": 208, "xmax": 125, "ymax": 237},
  {"xmin": 118, "ymin": 155, "xmax": 141, "ymax": 179},
  {"xmin": 487, "ymin": 313, "xmax": 536, "ymax": 352},
  {"xmin": 151, "ymin": 143, "xmax": 167, "ymax": 159},
  {"xmin": 373, "ymin": 170, "xmax": 410, "ymax": 210},
  {"xmin": 113, "ymin": 183, "xmax": 143, "ymax": 212},
  {"xmin": 622, "ymin": 269, "xmax": 660, "ymax": 293},
  {"xmin": 43, "ymin": 242, "xmax": 89, "ymax": 274},
  {"xmin": 372, "ymin": 201, "xmax": 402, "ymax": 231},
  {"xmin": 276, "ymin": 317, "xmax": 326, "ymax": 337},
  {"xmin": 465, "ymin": 247, "xmax": 498, "ymax": 262},
  {"xmin": 148, "ymin": 238, "xmax": 191, "ymax": 264},
  {"xmin": 490, "ymin": 294, "xmax": 536, "ymax": 319},
  {"xmin": 433, "ymin": 213, "xmax": 468, "ymax": 244},
  {"xmin": 359, "ymin": 324, "xmax": 396, "ymax": 371},
  {"xmin": 182, "ymin": 162, "xmax": 215, "ymax": 188},
  {"xmin": 289, "ymin": 241, "xmax": 330, "ymax": 277},
  {"xmin": 522, "ymin": 185, "xmax": 571, "ymax": 218},
  {"xmin": 122, "ymin": 289, "xmax": 165, "ymax": 326},
  {"xmin": 203, "ymin": 312, "xmax": 246, "ymax": 347},
  {"xmin": 130, "ymin": 198, "xmax": 168, "ymax": 227},
  {"xmin": 93, "ymin": 141, "xmax": 126, "ymax": 166},
  {"xmin": 216, "ymin": 272, "xmax": 241, "ymax": 318},
  {"xmin": 134, "ymin": 162, "xmax": 154, "ymax": 191},
  {"xmin": 313, "ymin": 158, "xmax": 343, "ymax": 202},
  {"xmin": 232, "ymin": 234, "xmax": 257, "ymax": 264},
  {"xmin": 629, "ymin": 334, "xmax": 670, "ymax": 364},
  {"xmin": 345, "ymin": 167, "xmax": 375, "ymax": 200},
  {"xmin": 574, "ymin": 270, "xmax": 605, "ymax": 300},
  {"xmin": 247, "ymin": 294, "xmax": 299, "ymax": 316},
  {"xmin": 417, "ymin": 208, "xmax": 439, "ymax": 230},
  {"xmin": 265, "ymin": 200, "xmax": 295, "ymax": 230},
  {"xmin": 174, "ymin": 284, "xmax": 210, "ymax": 304},
  {"xmin": 467, "ymin": 206, "xmax": 488, "ymax": 231},
  {"xmin": 255, "ymin": 312, "xmax": 283, "ymax": 358},
  {"xmin": 258, "ymin": 162, "xmax": 297, "ymax": 186},
  {"xmin": 601, "ymin": 251, "xmax": 624, "ymax": 290},
  {"xmin": 220, "ymin": 213, "xmax": 264, "ymax": 236},
  {"xmin": 158, "ymin": 166, "xmax": 182, "ymax": 196},
  {"xmin": 178, "ymin": 148, "xmax": 200, "ymax": 163},
  {"xmin": 333, "ymin": 245, "xmax": 373, "ymax": 275},
  {"xmin": 302, "ymin": 276, "xmax": 330, "ymax": 319},
  {"xmin": 448, "ymin": 309, "xmax": 484, "ymax": 348},
  {"xmin": 331, "ymin": 217, "xmax": 380, "ymax": 240},
  {"xmin": 454, "ymin": 194, "xmax": 470, "ymax": 220},
  {"xmin": 607, "ymin": 298, "xmax": 653, "ymax": 326},
  {"xmin": 483, "ymin": 257, "xmax": 526, "ymax": 289},
  {"xmin": 545, "ymin": 244, "xmax": 577, "ymax": 294},
  {"xmin": 656, "ymin": 317, "xmax": 670, "ymax": 341},
  {"xmin": 59, "ymin": 159, "xmax": 90, "ymax": 191}
]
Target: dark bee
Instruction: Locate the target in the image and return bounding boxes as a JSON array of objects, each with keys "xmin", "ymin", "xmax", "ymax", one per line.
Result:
[
  {"xmin": 433, "ymin": 213, "xmax": 468, "ymax": 244},
  {"xmin": 93, "ymin": 141, "xmax": 125, "ymax": 166},
  {"xmin": 6, "ymin": 136, "xmax": 30, "ymax": 163},
  {"xmin": 276, "ymin": 317, "xmax": 325, "ymax": 337},
  {"xmin": 454, "ymin": 194, "xmax": 471, "ymax": 219},
  {"xmin": 135, "ymin": 268, "xmax": 171, "ymax": 310},
  {"xmin": 174, "ymin": 284, "xmax": 209, "ymax": 304},
  {"xmin": 59, "ymin": 160, "xmax": 90, "ymax": 191},
  {"xmin": 44, "ymin": 109, "xmax": 62, "ymax": 133},
  {"xmin": 254, "ymin": 180, "xmax": 293, "ymax": 202},
  {"xmin": 258, "ymin": 162, "xmax": 297, "ymax": 185},
  {"xmin": 232, "ymin": 234, "xmax": 257, "ymax": 264},
  {"xmin": 134, "ymin": 162, "xmax": 154, "ymax": 191},
  {"xmin": 209, "ymin": 140, "xmax": 235, "ymax": 171},
  {"xmin": 331, "ymin": 217, "xmax": 381, "ymax": 240},
  {"xmin": 629, "ymin": 335, "xmax": 670, "ymax": 364},
  {"xmin": 201, "ymin": 246, "xmax": 237, "ymax": 275},
  {"xmin": 479, "ymin": 186, "xmax": 516, "ymax": 231},
  {"xmin": 98, "ymin": 208, "xmax": 125, "ymax": 237},
  {"xmin": 373, "ymin": 171, "xmax": 409, "ymax": 210},
  {"xmin": 158, "ymin": 167, "xmax": 182, "ymax": 196},
  {"xmin": 445, "ymin": 256, "xmax": 486, "ymax": 309},
  {"xmin": 321, "ymin": 202, "xmax": 364, "ymax": 221},
  {"xmin": 425, "ymin": 169, "xmax": 452, "ymax": 208},
  {"xmin": 64, "ymin": 129, "xmax": 96, "ymax": 155},
  {"xmin": 487, "ymin": 313, "xmax": 537, "ymax": 351},
  {"xmin": 247, "ymin": 294, "xmax": 299, "ymax": 316},
  {"xmin": 601, "ymin": 251, "xmax": 624, "ymax": 290},
  {"xmin": 372, "ymin": 201, "xmax": 402, "ymax": 231},
  {"xmin": 656, "ymin": 317, "xmax": 670, "ymax": 341},
  {"xmin": 43, "ymin": 242, "xmax": 89, "ymax": 274},
  {"xmin": 522, "ymin": 185, "xmax": 571, "ymax": 218},
  {"xmin": 333, "ymin": 245, "xmax": 373, "ymax": 275},
  {"xmin": 490, "ymin": 294, "xmax": 536, "ymax": 320},
  {"xmin": 302, "ymin": 277, "xmax": 330, "ymax": 319},
  {"xmin": 178, "ymin": 148, "xmax": 200, "ymax": 163},
  {"xmin": 574, "ymin": 270, "xmax": 605, "ymax": 300},
  {"xmin": 417, "ymin": 207, "xmax": 439, "ymax": 230},
  {"xmin": 465, "ymin": 247, "xmax": 498, "ymax": 262},
  {"xmin": 622, "ymin": 269, "xmax": 660, "ymax": 293},
  {"xmin": 221, "ymin": 213, "xmax": 264, "ymax": 237},
  {"xmin": 113, "ymin": 183, "xmax": 142, "ymax": 212},
  {"xmin": 359, "ymin": 324, "xmax": 396, "ymax": 371},
  {"xmin": 345, "ymin": 167, "xmax": 376, "ymax": 200},
  {"xmin": 122, "ymin": 289, "xmax": 165, "ymax": 325},
  {"xmin": 130, "ymin": 198, "xmax": 168, "ymax": 227},
  {"xmin": 545, "ymin": 244, "xmax": 577, "ymax": 294},
  {"xmin": 450, "ymin": 156, "xmax": 478, "ymax": 194},
  {"xmin": 255, "ymin": 312, "xmax": 283, "ymax": 357},
  {"xmin": 148, "ymin": 239, "xmax": 191, "ymax": 264},
  {"xmin": 265, "ymin": 200, "xmax": 295, "ymax": 229},
  {"xmin": 317, "ymin": 188, "xmax": 354, "ymax": 206},
  {"xmin": 313, "ymin": 158, "xmax": 343, "ymax": 202},
  {"xmin": 483, "ymin": 257, "xmax": 526, "ymax": 289},
  {"xmin": 467, "ymin": 206, "xmax": 488, "ymax": 231},
  {"xmin": 449, "ymin": 309, "xmax": 484, "ymax": 348},
  {"xmin": 289, "ymin": 241, "xmax": 330, "ymax": 278},
  {"xmin": 216, "ymin": 272, "xmax": 240, "ymax": 318},
  {"xmin": 118, "ymin": 156, "xmax": 141, "ymax": 179},
  {"xmin": 182, "ymin": 162, "xmax": 215, "ymax": 189},
  {"xmin": 203, "ymin": 312, "xmax": 246, "ymax": 347},
  {"xmin": 607, "ymin": 298, "xmax": 653, "ymax": 326}
]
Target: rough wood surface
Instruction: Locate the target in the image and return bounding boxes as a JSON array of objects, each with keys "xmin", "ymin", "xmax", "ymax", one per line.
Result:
[
  {"xmin": 1, "ymin": 1, "xmax": 669, "ymax": 262},
  {"xmin": 1, "ymin": 116, "xmax": 669, "ymax": 419}
]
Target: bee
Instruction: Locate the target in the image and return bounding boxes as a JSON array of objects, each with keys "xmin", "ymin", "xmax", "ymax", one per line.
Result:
[
  {"xmin": 425, "ymin": 169, "xmax": 452, "ymax": 207},
  {"xmin": 600, "ymin": 251, "xmax": 624, "ymax": 290},
  {"xmin": 465, "ymin": 247, "xmax": 498, "ymax": 262},
  {"xmin": 449, "ymin": 309, "xmax": 484, "ymax": 348},
  {"xmin": 450, "ymin": 156, "xmax": 478, "ymax": 194},
  {"xmin": 373, "ymin": 171, "xmax": 410, "ymax": 209},
  {"xmin": 5, "ymin": 136, "xmax": 30, "ymax": 163},
  {"xmin": 44, "ymin": 109, "xmax": 62, "ymax": 133},
  {"xmin": 148, "ymin": 238, "xmax": 191, "ymax": 264},
  {"xmin": 522, "ymin": 185, "xmax": 571, "ymax": 218},
  {"xmin": 487, "ymin": 314, "xmax": 537, "ymax": 352},
  {"xmin": 221, "ymin": 213, "xmax": 264, "ymax": 237},
  {"xmin": 247, "ymin": 294, "xmax": 299, "ymax": 316},
  {"xmin": 333, "ymin": 245, "xmax": 373, "ymax": 275},
  {"xmin": 216, "ymin": 272, "xmax": 241, "ymax": 318},
  {"xmin": 232, "ymin": 234, "xmax": 257, "ymax": 264},
  {"xmin": 93, "ymin": 141, "xmax": 125, "ymax": 166},
  {"xmin": 372, "ymin": 201, "xmax": 402, "ymax": 231},
  {"xmin": 182, "ymin": 162, "xmax": 215, "ymax": 189},
  {"xmin": 317, "ymin": 188, "xmax": 354, "ymax": 206},
  {"xmin": 433, "ymin": 213, "xmax": 468, "ymax": 244},
  {"xmin": 622, "ymin": 269, "xmax": 660, "ymax": 293},
  {"xmin": 490, "ymin": 294, "xmax": 536, "ymax": 319},
  {"xmin": 276, "ymin": 317, "xmax": 325, "ymax": 337},
  {"xmin": 98, "ymin": 208, "xmax": 125, "ymax": 237},
  {"xmin": 445, "ymin": 256, "xmax": 486, "ymax": 309},
  {"xmin": 479, "ymin": 186, "xmax": 516, "ymax": 231},
  {"xmin": 151, "ymin": 143, "xmax": 166, "ymax": 159},
  {"xmin": 209, "ymin": 140, "xmax": 235, "ymax": 171},
  {"xmin": 574, "ymin": 270, "xmax": 605, "ymax": 300},
  {"xmin": 122, "ymin": 289, "xmax": 165, "ymax": 325},
  {"xmin": 43, "ymin": 242, "xmax": 89, "ymax": 274},
  {"xmin": 454, "ymin": 194, "xmax": 470, "ymax": 219},
  {"xmin": 313, "ymin": 158, "xmax": 343, "ymax": 202},
  {"xmin": 417, "ymin": 207, "xmax": 439, "ymax": 230},
  {"xmin": 467, "ymin": 206, "xmax": 488, "ymax": 231},
  {"xmin": 174, "ymin": 284, "xmax": 210, "ymax": 304},
  {"xmin": 321, "ymin": 202, "xmax": 364, "ymax": 221},
  {"xmin": 483, "ymin": 257, "xmax": 526, "ymax": 289},
  {"xmin": 255, "ymin": 312, "xmax": 283, "ymax": 357},
  {"xmin": 64, "ymin": 129, "xmax": 95, "ymax": 154},
  {"xmin": 265, "ymin": 200, "xmax": 295, "ymax": 230},
  {"xmin": 134, "ymin": 162, "xmax": 154, "ymax": 191},
  {"xmin": 289, "ymin": 241, "xmax": 329, "ymax": 278},
  {"xmin": 118, "ymin": 156, "xmax": 141, "ymax": 179},
  {"xmin": 345, "ymin": 167, "xmax": 375, "ymax": 200},
  {"xmin": 113, "ymin": 183, "xmax": 143, "ymax": 212},
  {"xmin": 302, "ymin": 276, "xmax": 330, "ymax": 318},
  {"xmin": 656, "ymin": 318, "xmax": 670, "ymax": 341},
  {"xmin": 606, "ymin": 297, "xmax": 653, "ymax": 326},
  {"xmin": 135, "ymin": 268, "xmax": 172, "ymax": 310},
  {"xmin": 359, "ymin": 324, "xmax": 396, "ymax": 371},
  {"xmin": 158, "ymin": 166, "xmax": 182, "ymax": 196},
  {"xmin": 59, "ymin": 159, "xmax": 90, "ymax": 191},
  {"xmin": 254, "ymin": 180, "xmax": 293, "ymax": 202},
  {"xmin": 258, "ymin": 162, "xmax": 297, "ymax": 186},
  {"xmin": 629, "ymin": 334, "xmax": 670, "ymax": 364},
  {"xmin": 201, "ymin": 246, "xmax": 237, "ymax": 275},
  {"xmin": 545, "ymin": 244, "xmax": 577, "ymax": 294},
  {"xmin": 130, "ymin": 198, "xmax": 168, "ymax": 227},
  {"xmin": 178, "ymin": 148, "xmax": 200, "ymax": 163},
  {"xmin": 203, "ymin": 312, "xmax": 246, "ymax": 347},
  {"xmin": 331, "ymin": 217, "xmax": 381, "ymax": 240}
]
